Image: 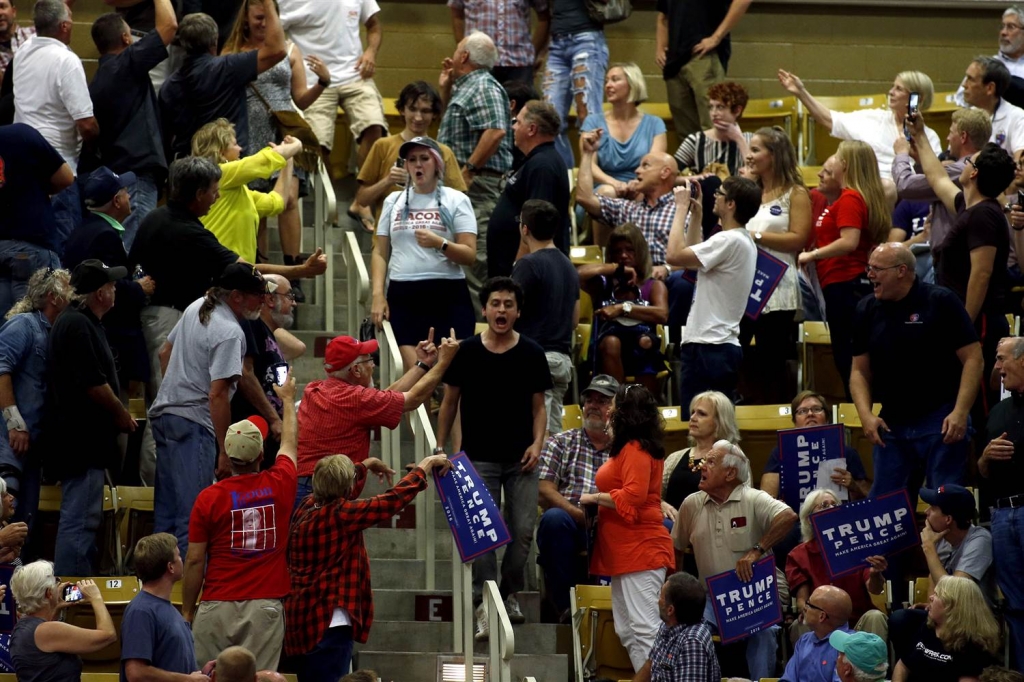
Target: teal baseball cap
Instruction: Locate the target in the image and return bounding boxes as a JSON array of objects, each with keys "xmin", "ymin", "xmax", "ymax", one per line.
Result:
[{"xmin": 829, "ymin": 630, "xmax": 888, "ymax": 674}]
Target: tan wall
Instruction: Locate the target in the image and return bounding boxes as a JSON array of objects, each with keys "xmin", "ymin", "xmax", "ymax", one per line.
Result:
[{"xmin": 69, "ymin": 1, "xmax": 1001, "ymax": 102}]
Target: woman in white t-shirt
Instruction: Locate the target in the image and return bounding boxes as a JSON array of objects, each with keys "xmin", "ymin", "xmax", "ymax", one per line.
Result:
[
  {"xmin": 777, "ymin": 69, "xmax": 943, "ymax": 179},
  {"xmin": 370, "ymin": 137, "xmax": 477, "ymax": 370},
  {"xmin": 741, "ymin": 127, "xmax": 813, "ymax": 403}
]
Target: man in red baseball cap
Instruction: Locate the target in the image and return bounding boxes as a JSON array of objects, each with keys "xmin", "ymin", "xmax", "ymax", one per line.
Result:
[{"xmin": 294, "ymin": 328, "xmax": 459, "ymax": 508}]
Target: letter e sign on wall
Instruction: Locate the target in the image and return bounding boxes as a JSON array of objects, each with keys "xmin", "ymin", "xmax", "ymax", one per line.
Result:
[{"xmin": 415, "ymin": 595, "xmax": 453, "ymax": 622}]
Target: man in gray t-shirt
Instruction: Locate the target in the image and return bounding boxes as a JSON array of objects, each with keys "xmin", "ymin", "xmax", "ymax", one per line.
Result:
[
  {"xmin": 149, "ymin": 264, "xmax": 275, "ymax": 560},
  {"xmin": 920, "ymin": 484, "xmax": 995, "ymax": 605}
]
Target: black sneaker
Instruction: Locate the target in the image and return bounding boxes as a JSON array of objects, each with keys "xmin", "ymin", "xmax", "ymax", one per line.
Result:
[{"xmin": 290, "ymin": 280, "xmax": 306, "ymax": 303}]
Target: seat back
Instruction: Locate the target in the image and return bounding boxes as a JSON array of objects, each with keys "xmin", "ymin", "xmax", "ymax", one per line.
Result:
[
  {"xmin": 115, "ymin": 486, "xmax": 154, "ymax": 575},
  {"xmin": 562, "ymin": 405, "xmax": 583, "ymax": 432},
  {"xmin": 572, "ymin": 584, "xmax": 633, "ymax": 682},
  {"xmin": 739, "ymin": 96, "xmax": 800, "ymax": 149},
  {"xmin": 61, "ymin": 577, "xmax": 141, "ymax": 671},
  {"xmin": 734, "ymin": 405, "xmax": 795, "ymax": 483},
  {"xmin": 911, "ymin": 576, "xmax": 931, "ymax": 605},
  {"xmin": 570, "ymin": 245, "xmax": 604, "ymax": 267},
  {"xmin": 921, "ymin": 92, "xmax": 958, "ymax": 143},
  {"xmin": 800, "ymin": 322, "xmax": 846, "ymax": 406},
  {"xmin": 803, "ymin": 94, "xmax": 886, "ymax": 164}
]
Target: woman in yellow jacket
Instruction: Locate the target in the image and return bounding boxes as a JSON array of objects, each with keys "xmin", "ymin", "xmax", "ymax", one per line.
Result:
[{"xmin": 191, "ymin": 118, "xmax": 302, "ymax": 263}]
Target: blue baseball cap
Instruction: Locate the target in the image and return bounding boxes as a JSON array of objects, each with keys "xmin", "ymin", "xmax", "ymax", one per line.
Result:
[
  {"xmin": 829, "ymin": 630, "xmax": 888, "ymax": 674},
  {"xmin": 83, "ymin": 167, "xmax": 136, "ymax": 208}
]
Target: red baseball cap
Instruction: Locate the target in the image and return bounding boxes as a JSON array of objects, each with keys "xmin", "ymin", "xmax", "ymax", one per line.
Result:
[{"xmin": 324, "ymin": 335, "xmax": 379, "ymax": 371}]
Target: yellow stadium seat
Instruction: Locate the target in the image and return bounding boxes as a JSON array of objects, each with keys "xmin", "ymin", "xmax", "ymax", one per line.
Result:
[
  {"xmin": 563, "ymin": 404, "xmax": 583, "ymax": 432},
  {"xmin": 803, "ymin": 93, "xmax": 885, "ymax": 165},
  {"xmin": 869, "ymin": 579, "xmax": 892, "ymax": 614},
  {"xmin": 739, "ymin": 96, "xmax": 800, "ymax": 149},
  {"xmin": 61, "ymin": 577, "xmax": 141, "ymax": 672},
  {"xmin": 576, "ymin": 323, "xmax": 593, "ymax": 363},
  {"xmin": 921, "ymin": 91, "xmax": 958, "ymax": 143},
  {"xmin": 579, "ymin": 291, "xmax": 594, "ymax": 325},
  {"xmin": 735, "ymin": 405, "xmax": 795, "ymax": 480},
  {"xmin": 910, "ymin": 577, "xmax": 931, "ymax": 606},
  {"xmin": 570, "ymin": 245, "xmax": 603, "ymax": 266},
  {"xmin": 661, "ymin": 406, "xmax": 689, "ymax": 454},
  {"xmin": 115, "ymin": 486, "xmax": 154, "ymax": 575},
  {"xmin": 835, "ymin": 403, "xmax": 881, "ymax": 481},
  {"xmin": 800, "ymin": 321, "xmax": 846, "ymax": 406},
  {"xmin": 800, "ymin": 166, "xmax": 822, "ymax": 188},
  {"xmin": 571, "ymin": 585, "xmax": 633, "ymax": 682}
]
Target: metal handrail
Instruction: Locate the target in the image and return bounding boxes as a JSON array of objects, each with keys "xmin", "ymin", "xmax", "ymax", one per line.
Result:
[
  {"xmin": 341, "ymin": 230, "xmax": 369, "ymax": 337},
  {"xmin": 378, "ymin": 321, "xmax": 403, "ymax": 474},
  {"xmin": 484, "ymin": 580, "xmax": 515, "ymax": 682},
  {"xmin": 312, "ymin": 159, "xmax": 339, "ymax": 331}
]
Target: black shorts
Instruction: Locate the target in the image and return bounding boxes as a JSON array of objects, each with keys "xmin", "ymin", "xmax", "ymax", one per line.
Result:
[{"xmin": 387, "ymin": 278, "xmax": 476, "ymax": 346}]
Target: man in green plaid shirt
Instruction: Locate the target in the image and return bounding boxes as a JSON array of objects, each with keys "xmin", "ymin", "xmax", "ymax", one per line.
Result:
[{"xmin": 438, "ymin": 31, "xmax": 513, "ymax": 294}]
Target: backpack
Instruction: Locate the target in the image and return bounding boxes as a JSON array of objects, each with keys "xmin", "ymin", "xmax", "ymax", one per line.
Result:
[{"xmin": 583, "ymin": 0, "xmax": 632, "ymax": 25}]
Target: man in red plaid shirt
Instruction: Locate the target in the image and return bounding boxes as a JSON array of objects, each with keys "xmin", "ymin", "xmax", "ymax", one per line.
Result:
[{"xmin": 294, "ymin": 329, "xmax": 456, "ymax": 509}]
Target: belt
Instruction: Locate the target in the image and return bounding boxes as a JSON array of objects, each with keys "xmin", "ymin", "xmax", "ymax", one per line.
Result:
[
  {"xmin": 995, "ymin": 494, "xmax": 1024, "ymax": 509},
  {"xmin": 472, "ymin": 168, "xmax": 504, "ymax": 177}
]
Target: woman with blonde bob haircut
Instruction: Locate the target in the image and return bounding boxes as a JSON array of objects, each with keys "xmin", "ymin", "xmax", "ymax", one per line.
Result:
[
  {"xmin": 893, "ymin": 575, "xmax": 1000, "ymax": 682},
  {"xmin": 9, "ymin": 560, "xmax": 117, "ymax": 681},
  {"xmin": 662, "ymin": 391, "xmax": 739, "ymax": 511},
  {"xmin": 286, "ymin": 452, "xmax": 451, "ymax": 681},
  {"xmin": 799, "ymin": 140, "xmax": 890, "ymax": 397}
]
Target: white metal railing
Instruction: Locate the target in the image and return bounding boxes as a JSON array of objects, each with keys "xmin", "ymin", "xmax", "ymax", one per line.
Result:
[
  {"xmin": 312, "ymin": 159, "xmax": 339, "ymax": 331},
  {"xmin": 378, "ymin": 321, "xmax": 403, "ymax": 473},
  {"xmin": 484, "ymin": 580, "xmax": 515, "ymax": 682},
  {"xmin": 341, "ymin": 230, "xmax": 368, "ymax": 336}
]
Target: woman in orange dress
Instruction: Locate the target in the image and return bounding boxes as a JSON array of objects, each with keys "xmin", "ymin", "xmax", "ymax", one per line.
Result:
[{"xmin": 580, "ymin": 383, "xmax": 675, "ymax": 673}]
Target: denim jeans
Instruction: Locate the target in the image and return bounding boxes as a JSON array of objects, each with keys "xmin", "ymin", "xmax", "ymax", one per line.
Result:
[
  {"xmin": 139, "ymin": 306, "xmax": 182, "ymax": 487},
  {"xmin": 53, "ymin": 468, "xmax": 105, "ymax": 575},
  {"xmin": 50, "ymin": 181, "xmax": 82, "ymax": 256},
  {"xmin": 544, "ymin": 352, "xmax": 573, "ymax": 434},
  {"xmin": 992, "ymin": 506, "xmax": 1024, "ymax": 669},
  {"xmin": 542, "ymin": 31, "xmax": 609, "ymax": 169},
  {"xmin": 678, "ymin": 342, "xmax": 742, "ymax": 411},
  {"xmin": 868, "ymin": 404, "xmax": 969, "ymax": 503},
  {"xmin": 0, "ymin": 240, "xmax": 61, "ymax": 318},
  {"xmin": 121, "ymin": 174, "xmax": 160, "ymax": 254},
  {"xmin": 472, "ymin": 461, "xmax": 539, "ymax": 603},
  {"xmin": 294, "ymin": 625, "xmax": 353, "ymax": 682},
  {"xmin": 294, "ymin": 476, "xmax": 313, "ymax": 514},
  {"xmin": 703, "ymin": 596, "xmax": 778, "ymax": 680},
  {"xmin": 536, "ymin": 507, "xmax": 588, "ymax": 613},
  {"xmin": 152, "ymin": 413, "xmax": 216, "ymax": 561}
]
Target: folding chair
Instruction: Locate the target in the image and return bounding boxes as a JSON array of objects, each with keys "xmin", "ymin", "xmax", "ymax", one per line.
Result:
[
  {"xmin": 571, "ymin": 585, "xmax": 633, "ymax": 682},
  {"xmin": 114, "ymin": 486, "xmax": 154, "ymax": 575}
]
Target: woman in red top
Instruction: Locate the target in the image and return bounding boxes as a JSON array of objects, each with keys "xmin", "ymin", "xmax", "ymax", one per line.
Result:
[
  {"xmin": 798, "ymin": 140, "xmax": 890, "ymax": 397},
  {"xmin": 580, "ymin": 384, "xmax": 675, "ymax": 673}
]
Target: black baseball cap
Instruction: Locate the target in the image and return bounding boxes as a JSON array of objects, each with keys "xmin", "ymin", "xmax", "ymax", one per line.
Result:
[
  {"xmin": 398, "ymin": 136, "xmax": 442, "ymax": 159},
  {"xmin": 83, "ymin": 167, "xmax": 136, "ymax": 208},
  {"xmin": 71, "ymin": 259, "xmax": 128, "ymax": 294},
  {"xmin": 215, "ymin": 263, "xmax": 276, "ymax": 295},
  {"xmin": 919, "ymin": 485, "xmax": 976, "ymax": 518},
  {"xmin": 583, "ymin": 374, "xmax": 619, "ymax": 397}
]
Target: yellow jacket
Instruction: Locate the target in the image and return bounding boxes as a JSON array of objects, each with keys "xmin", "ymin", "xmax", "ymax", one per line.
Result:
[{"xmin": 202, "ymin": 147, "xmax": 287, "ymax": 263}]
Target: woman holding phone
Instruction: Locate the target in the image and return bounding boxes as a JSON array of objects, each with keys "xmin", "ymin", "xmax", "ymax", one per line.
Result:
[{"xmin": 9, "ymin": 561, "xmax": 116, "ymax": 682}]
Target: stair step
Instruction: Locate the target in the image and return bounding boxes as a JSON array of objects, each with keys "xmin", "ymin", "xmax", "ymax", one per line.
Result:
[
  {"xmin": 372, "ymin": 588, "xmax": 541, "ymax": 622},
  {"xmin": 354, "ymin": 651, "xmax": 569, "ymax": 682},
  {"xmin": 369, "ymin": 558, "xmax": 453, "ymax": 589},
  {"xmin": 360, "ymin": 621, "xmax": 567, "ymax": 655}
]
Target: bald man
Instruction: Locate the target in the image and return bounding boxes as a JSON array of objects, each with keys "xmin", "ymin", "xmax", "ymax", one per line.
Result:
[
  {"xmin": 851, "ymin": 242, "xmax": 982, "ymax": 503},
  {"xmin": 577, "ymin": 130, "xmax": 680, "ymax": 279},
  {"xmin": 781, "ymin": 586, "xmax": 855, "ymax": 682}
]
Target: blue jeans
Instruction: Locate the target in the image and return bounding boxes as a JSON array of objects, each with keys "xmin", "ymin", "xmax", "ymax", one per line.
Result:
[
  {"xmin": 868, "ymin": 404, "xmax": 969, "ymax": 503},
  {"xmin": 0, "ymin": 438, "xmax": 41, "ymax": 537},
  {"xmin": 542, "ymin": 30, "xmax": 609, "ymax": 169},
  {"xmin": 472, "ymin": 461, "xmax": 539, "ymax": 602},
  {"xmin": 678, "ymin": 342, "xmax": 742, "ymax": 411},
  {"xmin": 152, "ymin": 414, "xmax": 216, "ymax": 560},
  {"xmin": 294, "ymin": 476, "xmax": 312, "ymax": 514},
  {"xmin": 50, "ymin": 181, "xmax": 82, "ymax": 256},
  {"xmin": 295, "ymin": 625, "xmax": 353, "ymax": 682},
  {"xmin": 992, "ymin": 506, "xmax": 1024, "ymax": 669},
  {"xmin": 0, "ymin": 240, "xmax": 60, "ymax": 318},
  {"xmin": 702, "ymin": 596, "xmax": 778, "ymax": 680},
  {"xmin": 53, "ymin": 468, "xmax": 105, "ymax": 575},
  {"xmin": 121, "ymin": 174, "xmax": 160, "ymax": 253},
  {"xmin": 536, "ymin": 507, "xmax": 588, "ymax": 613}
]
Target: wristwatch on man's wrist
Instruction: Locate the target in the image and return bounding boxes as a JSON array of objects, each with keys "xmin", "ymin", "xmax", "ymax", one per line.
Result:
[
  {"xmin": 465, "ymin": 162, "xmax": 479, "ymax": 173},
  {"xmin": 752, "ymin": 543, "xmax": 765, "ymax": 555},
  {"xmin": 621, "ymin": 301, "xmax": 634, "ymax": 317}
]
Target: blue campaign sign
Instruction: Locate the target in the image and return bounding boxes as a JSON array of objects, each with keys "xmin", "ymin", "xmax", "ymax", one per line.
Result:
[
  {"xmin": 0, "ymin": 565, "xmax": 14, "ymax": 634},
  {"xmin": 811, "ymin": 489, "xmax": 920, "ymax": 579},
  {"xmin": 778, "ymin": 424, "xmax": 846, "ymax": 507},
  {"xmin": 433, "ymin": 453, "xmax": 512, "ymax": 563},
  {"xmin": 745, "ymin": 249, "xmax": 788, "ymax": 320},
  {"xmin": 706, "ymin": 556, "xmax": 782, "ymax": 644}
]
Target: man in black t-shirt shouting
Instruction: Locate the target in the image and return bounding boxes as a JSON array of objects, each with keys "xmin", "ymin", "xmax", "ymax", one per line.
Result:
[{"xmin": 436, "ymin": 277, "xmax": 552, "ymax": 642}]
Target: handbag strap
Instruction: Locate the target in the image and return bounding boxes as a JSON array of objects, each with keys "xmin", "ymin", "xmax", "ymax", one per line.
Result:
[{"xmin": 248, "ymin": 82, "xmax": 273, "ymax": 114}]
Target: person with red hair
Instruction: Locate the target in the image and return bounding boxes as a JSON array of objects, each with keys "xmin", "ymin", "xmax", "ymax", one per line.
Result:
[{"xmin": 673, "ymin": 81, "xmax": 751, "ymax": 177}]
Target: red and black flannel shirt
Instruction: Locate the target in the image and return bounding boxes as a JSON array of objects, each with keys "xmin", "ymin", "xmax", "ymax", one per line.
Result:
[{"xmin": 284, "ymin": 464, "xmax": 427, "ymax": 655}]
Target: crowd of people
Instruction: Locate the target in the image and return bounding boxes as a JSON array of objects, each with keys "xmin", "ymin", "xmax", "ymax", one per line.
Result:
[{"xmin": 2, "ymin": 0, "xmax": 1024, "ymax": 680}]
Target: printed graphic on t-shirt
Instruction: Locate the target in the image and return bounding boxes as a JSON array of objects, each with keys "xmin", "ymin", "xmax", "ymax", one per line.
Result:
[
  {"xmin": 915, "ymin": 640, "xmax": 952, "ymax": 663},
  {"xmin": 230, "ymin": 504, "xmax": 276, "ymax": 552},
  {"xmin": 392, "ymin": 206, "xmax": 444, "ymax": 234}
]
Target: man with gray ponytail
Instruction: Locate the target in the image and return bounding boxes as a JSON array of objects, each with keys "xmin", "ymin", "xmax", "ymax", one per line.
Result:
[{"xmin": 673, "ymin": 439, "xmax": 797, "ymax": 680}]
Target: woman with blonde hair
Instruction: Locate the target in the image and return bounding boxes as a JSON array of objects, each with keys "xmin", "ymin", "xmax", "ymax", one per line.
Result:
[
  {"xmin": 579, "ymin": 223, "xmax": 669, "ymax": 394},
  {"xmin": 222, "ymin": 0, "xmax": 331, "ymax": 300},
  {"xmin": 191, "ymin": 119, "xmax": 303, "ymax": 264},
  {"xmin": 741, "ymin": 126, "xmax": 813, "ymax": 403},
  {"xmin": 799, "ymin": 140, "xmax": 890, "ymax": 397},
  {"xmin": 778, "ymin": 69, "xmax": 943, "ymax": 178},
  {"xmin": 662, "ymin": 390, "xmax": 739, "ymax": 511},
  {"xmin": 893, "ymin": 576, "xmax": 1000, "ymax": 682}
]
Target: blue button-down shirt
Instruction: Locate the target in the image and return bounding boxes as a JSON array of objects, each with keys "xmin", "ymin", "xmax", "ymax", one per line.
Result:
[
  {"xmin": 0, "ymin": 310, "xmax": 52, "ymax": 440},
  {"xmin": 781, "ymin": 625, "xmax": 853, "ymax": 682}
]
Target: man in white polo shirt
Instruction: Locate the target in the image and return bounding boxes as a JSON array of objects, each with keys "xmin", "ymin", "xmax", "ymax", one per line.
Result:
[
  {"xmin": 665, "ymin": 176, "xmax": 759, "ymax": 411},
  {"xmin": 12, "ymin": 0, "xmax": 97, "ymax": 253},
  {"xmin": 960, "ymin": 56, "xmax": 1024, "ymax": 162}
]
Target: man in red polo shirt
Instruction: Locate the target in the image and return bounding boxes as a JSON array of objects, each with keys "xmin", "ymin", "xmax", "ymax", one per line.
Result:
[
  {"xmin": 181, "ymin": 368, "xmax": 299, "ymax": 671},
  {"xmin": 294, "ymin": 330, "xmax": 458, "ymax": 507}
]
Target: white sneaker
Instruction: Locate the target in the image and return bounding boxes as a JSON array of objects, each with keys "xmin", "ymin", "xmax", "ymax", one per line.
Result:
[
  {"xmin": 504, "ymin": 595, "xmax": 526, "ymax": 624},
  {"xmin": 474, "ymin": 602, "xmax": 489, "ymax": 641}
]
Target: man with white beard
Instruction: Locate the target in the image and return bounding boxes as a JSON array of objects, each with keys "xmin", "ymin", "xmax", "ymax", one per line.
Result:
[{"xmin": 149, "ymin": 263, "xmax": 275, "ymax": 561}]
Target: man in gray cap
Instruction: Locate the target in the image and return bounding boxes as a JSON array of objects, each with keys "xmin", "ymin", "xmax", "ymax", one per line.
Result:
[
  {"xmin": 48, "ymin": 258, "xmax": 136, "ymax": 574},
  {"xmin": 536, "ymin": 374, "xmax": 617, "ymax": 622},
  {"xmin": 830, "ymin": 630, "xmax": 888, "ymax": 682},
  {"xmin": 181, "ymin": 367, "xmax": 297, "ymax": 671}
]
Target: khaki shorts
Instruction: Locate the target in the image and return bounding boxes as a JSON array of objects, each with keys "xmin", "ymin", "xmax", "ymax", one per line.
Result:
[
  {"xmin": 192, "ymin": 598, "xmax": 285, "ymax": 671},
  {"xmin": 304, "ymin": 77, "xmax": 388, "ymax": 151}
]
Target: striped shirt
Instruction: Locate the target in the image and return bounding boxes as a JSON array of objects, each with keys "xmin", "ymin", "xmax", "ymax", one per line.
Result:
[
  {"xmin": 447, "ymin": 0, "xmax": 549, "ymax": 67},
  {"xmin": 438, "ymin": 68, "xmax": 513, "ymax": 172},
  {"xmin": 673, "ymin": 130, "xmax": 752, "ymax": 176}
]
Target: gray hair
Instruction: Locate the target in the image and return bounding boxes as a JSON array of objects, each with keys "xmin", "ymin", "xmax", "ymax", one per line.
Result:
[
  {"xmin": 848, "ymin": 660, "xmax": 886, "ymax": 682},
  {"xmin": 799, "ymin": 488, "xmax": 840, "ymax": 542},
  {"xmin": 6, "ymin": 267, "xmax": 76, "ymax": 319},
  {"xmin": 177, "ymin": 12, "xmax": 218, "ymax": 54},
  {"xmin": 1005, "ymin": 335, "xmax": 1024, "ymax": 359},
  {"xmin": 713, "ymin": 439, "xmax": 750, "ymax": 484},
  {"xmin": 688, "ymin": 391, "xmax": 740, "ymax": 446},
  {"xmin": 464, "ymin": 31, "xmax": 498, "ymax": 70},
  {"xmin": 33, "ymin": 0, "xmax": 68, "ymax": 36},
  {"xmin": 1006, "ymin": 6, "xmax": 1024, "ymax": 26},
  {"xmin": 168, "ymin": 156, "xmax": 221, "ymax": 204},
  {"xmin": 10, "ymin": 560, "xmax": 56, "ymax": 614}
]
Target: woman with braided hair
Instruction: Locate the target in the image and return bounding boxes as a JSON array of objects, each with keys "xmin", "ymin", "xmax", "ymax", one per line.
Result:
[{"xmin": 370, "ymin": 137, "xmax": 477, "ymax": 370}]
